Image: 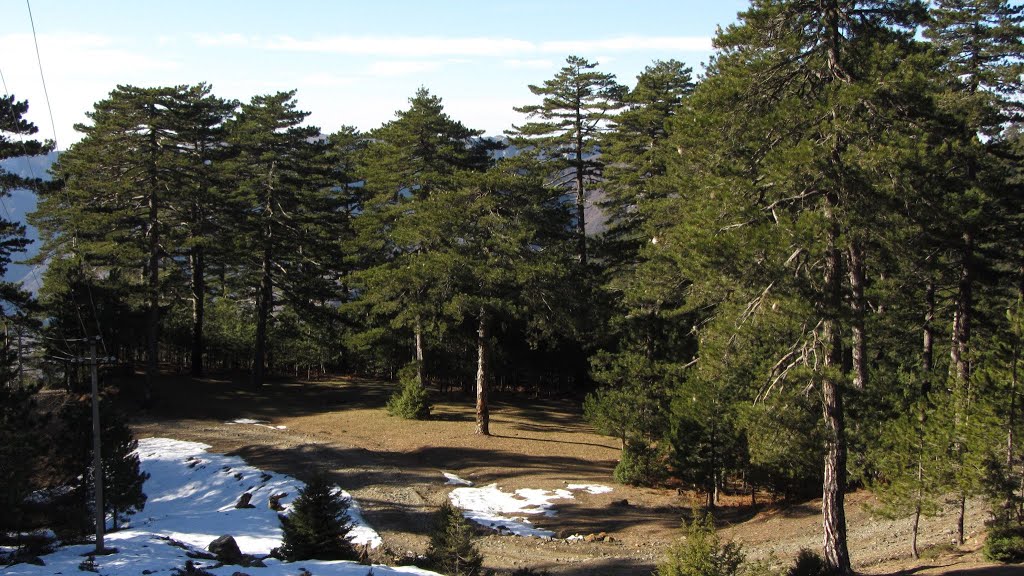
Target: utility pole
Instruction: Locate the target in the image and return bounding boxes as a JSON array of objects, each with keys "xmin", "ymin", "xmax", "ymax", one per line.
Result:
[{"xmin": 89, "ymin": 335, "xmax": 105, "ymax": 554}]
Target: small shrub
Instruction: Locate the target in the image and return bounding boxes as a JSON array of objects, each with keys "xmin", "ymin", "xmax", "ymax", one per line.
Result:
[
  {"xmin": 614, "ymin": 441, "xmax": 666, "ymax": 487},
  {"xmin": 744, "ymin": 553, "xmax": 784, "ymax": 576},
  {"xmin": 786, "ymin": 549, "xmax": 830, "ymax": 576},
  {"xmin": 984, "ymin": 525, "xmax": 1024, "ymax": 564},
  {"xmin": 657, "ymin": 513, "xmax": 744, "ymax": 576},
  {"xmin": 386, "ymin": 364, "xmax": 431, "ymax": 419},
  {"xmin": 424, "ymin": 501, "xmax": 483, "ymax": 576},
  {"xmin": 278, "ymin": 473, "xmax": 356, "ymax": 561}
]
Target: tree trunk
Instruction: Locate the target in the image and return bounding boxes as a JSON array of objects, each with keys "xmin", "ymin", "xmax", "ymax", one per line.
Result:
[
  {"xmin": 912, "ymin": 500, "xmax": 921, "ymax": 559},
  {"xmin": 821, "ymin": 199, "xmax": 852, "ymax": 575},
  {"xmin": 190, "ymin": 246, "xmax": 205, "ymax": 377},
  {"xmin": 848, "ymin": 241, "xmax": 867, "ymax": 390},
  {"xmin": 253, "ymin": 245, "xmax": 272, "ymax": 387},
  {"xmin": 145, "ymin": 178, "xmax": 159, "ymax": 405},
  {"xmin": 253, "ymin": 174, "xmax": 274, "ymax": 387},
  {"xmin": 475, "ymin": 309, "xmax": 490, "ymax": 436},
  {"xmin": 574, "ymin": 105, "xmax": 588, "ymax": 267},
  {"xmin": 923, "ymin": 281, "xmax": 935, "ymax": 397},
  {"xmin": 951, "ymin": 231, "xmax": 974, "ymax": 546},
  {"xmin": 415, "ymin": 315, "xmax": 425, "ymax": 386}
]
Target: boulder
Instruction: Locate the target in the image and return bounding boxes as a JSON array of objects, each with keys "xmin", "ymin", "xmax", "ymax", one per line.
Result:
[
  {"xmin": 208, "ymin": 535, "xmax": 243, "ymax": 564},
  {"xmin": 234, "ymin": 493, "xmax": 255, "ymax": 509},
  {"xmin": 268, "ymin": 492, "xmax": 288, "ymax": 511}
]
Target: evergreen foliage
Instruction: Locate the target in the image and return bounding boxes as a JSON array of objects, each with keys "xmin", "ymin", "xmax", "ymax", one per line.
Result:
[
  {"xmin": 656, "ymin": 513, "xmax": 744, "ymax": 576},
  {"xmin": 386, "ymin": 362, "xmax": 431, "ymax": 419},
  {"xmin": 983, "ymin": 525, "xmax": 1024, "ymax": 563},
  {"xmin": 509, "ymin": 55, "xmax": 625, "ymax": 266},
  {"xmin": 613, "ymin": 441, "xmax": 666, "ymax": 487},
  {"xmin": 424, "ymin": 501, "xmax": 483, "ymax": 576},
  {"xmin": 278, "ymin": 473, "xmax": 356, "ymax": 561},
  {"xmin": 0, "ymin": 94, "xmax": 47, "ymax": 535},
  {"xmin": 55, "ymin": 396, "xmax": 149, "ymax": 535},
  {"xmin": 786, "ymin": 549, "xmax": 831, "ymax": 576}
]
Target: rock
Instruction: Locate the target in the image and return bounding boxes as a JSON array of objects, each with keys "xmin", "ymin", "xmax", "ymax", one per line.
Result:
[
  {"xmin": 208, "ymin": 535, "xmax": 243, "ymax": 564},
  {"xmin": 268, "ymin": 492, "xmax": 288, "ymax": 511},
  {"xmin": 231, "ymin": 573, "xmax": 252, "ymax": 576},
  {"xmin": 611, "ymin": 498, "xmax": 629, "ymax": 507},
  {"xmin": 234, "ymin": 493, "xmax": 255, "ymax": 509}
]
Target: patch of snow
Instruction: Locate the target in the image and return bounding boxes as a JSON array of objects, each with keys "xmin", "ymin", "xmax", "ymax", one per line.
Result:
[
  {"xmin": 566, "ymin": 483, "xmax": 613, "ymax": 495},
  {"xmin": 228, "ymin": 418, "xmax": 285, "ymax": 430},
  {"xmin": 449, "ymin": 484, "xmax": 573, "ymax": 538},
  {"xmin": 442, "ymin": 472, "xmax": 473, "ymax": 486},
  {"xmin": 3, "ymin": 437, "xmax": 409, "ymax": 576}
]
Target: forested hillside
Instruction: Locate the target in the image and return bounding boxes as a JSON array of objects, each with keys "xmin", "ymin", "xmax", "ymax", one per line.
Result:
[{"xmin": 2, "ymin": 1, "xmax": 1024, "ymax": 574}]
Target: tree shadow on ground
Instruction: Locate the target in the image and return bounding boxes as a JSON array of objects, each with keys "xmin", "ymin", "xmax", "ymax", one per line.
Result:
[
  {"xmin": 136, "ymin": 374, "xmax": 397, "ymax": 422},
  {"xmin": 522, "ymin": 556, "xmax": 657, "ymax": 576},
  {"xmin": 873, "ymin": 565, "xmax": 1023, "ymax": 576}
]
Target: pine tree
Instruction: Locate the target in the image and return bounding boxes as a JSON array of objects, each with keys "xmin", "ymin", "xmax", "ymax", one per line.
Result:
[
  {"xmin": 424, "ymin": 501, "xmax": 483, "ymax": 576},
  {"xmin": 599, "ymin": 59, "xmax": 695, "ymax": 276},
  {"xmin": 664, "ymin": 2, "xmax": 929, "ymax": 571},
  {"xmin": 278, "ymin": 473, "xmax": 356, "ymax": 561},
  {"xmin": 656, "ymin": 513, "xmax": 744, "ymax": 576},
  {"xmin": 0, "ymin": 95, "xmax": 51, "ymax": 534},
  {"xmin": 508, "ymin": 56, "xmax": 626, "ymax": 267},
  {"xmin": 35, "ymin": 85, "xmax": 234, "ymax": 397},
  {"xmin": 350, "ymin": 88, "xmax": 493, "ymax": 389},
  {"xmin": 222, "ymin": 91, "xmax": 332, "ymax": 387},
  {"xmin": 923, "ymin": 0, "xmax": 1024, "ymax": 544},
  {"xmin": 56, "ymin": 396, "xmax": 149, "ymax": 535}
]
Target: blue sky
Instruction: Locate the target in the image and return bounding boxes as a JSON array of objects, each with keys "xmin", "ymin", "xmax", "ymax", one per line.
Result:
[{"xmin": 1, "ymin": 1, "xmax": 749, "ymax": 146}]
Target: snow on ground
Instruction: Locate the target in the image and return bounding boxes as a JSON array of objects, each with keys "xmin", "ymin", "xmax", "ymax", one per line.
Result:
[
  {"xmin": 566, "ymin": 484, "xmax": 613, "ymax": 495},
  {"xmin": 449, "ymin": 483, "xmax": 613, "ymax": 538},
  {"xmin": 442, "ymin": 472, "xmax": 473, "ymax": 486},
  {"xmin": 4, "ymin": 438, "xmax": 431, "ymax": 576},
  {"xmin": 228, "ymin": 418, "xmax": 287, "ymax": 430}
]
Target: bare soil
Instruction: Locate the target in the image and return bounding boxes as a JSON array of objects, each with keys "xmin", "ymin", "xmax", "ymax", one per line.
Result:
[{"xmin": 124, "ymin": 374, "xmax": 1014, "ymax": 576}]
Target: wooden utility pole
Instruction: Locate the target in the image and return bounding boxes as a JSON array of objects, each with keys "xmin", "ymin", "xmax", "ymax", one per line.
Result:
[{"xmin": 89, "ymin": 335, "xmax": 105, "ymax": 554}]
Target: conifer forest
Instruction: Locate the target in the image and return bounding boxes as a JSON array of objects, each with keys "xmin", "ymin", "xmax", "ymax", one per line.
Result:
[{"xmin": 3, "ymin": 1, "xmax": 1024, "ymax": 575}]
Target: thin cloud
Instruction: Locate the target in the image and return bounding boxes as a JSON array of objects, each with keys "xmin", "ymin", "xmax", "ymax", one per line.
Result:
[
  {"xmin": 367, "ymin": 60, "xmax": 443, "ymax": 77},
  {"xmin": 503, "ymin": 59, "xmax": 554, "ymax": 69},
  {"xmin": 193, "ymin": 32, "xmax": 252, "ymax": 47},
  {"xmin": 301, "ymin": 72, "xmax": 359, "ymax": 87},
  {"xmin": 268, "ymin": 35, "xmax": 534, "ymax": 57},
  {"xmin": 210, "ymin": 34, "xmax": 713, "ymax": 57},
  {"xmin": 540, "ymin": 36, "xmax": 713, "ymax": 53}
]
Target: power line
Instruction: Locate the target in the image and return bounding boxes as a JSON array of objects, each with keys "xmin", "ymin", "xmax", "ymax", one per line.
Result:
[
  {"xmin": 25, "ymin": 0, "xmax": 58, "ymax": 150},
  {"xmin": 1, "ymin": 4, "xmax": 109, "ymax": 357},
  {"xmin": 22, "ymin": 1, "xmax": 108, "ymax": 354}
]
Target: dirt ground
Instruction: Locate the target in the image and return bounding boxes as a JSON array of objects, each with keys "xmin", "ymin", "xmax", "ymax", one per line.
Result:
[{"xmin": 123, "ymin": 374, "xmax": 1015, "ymax": 576}]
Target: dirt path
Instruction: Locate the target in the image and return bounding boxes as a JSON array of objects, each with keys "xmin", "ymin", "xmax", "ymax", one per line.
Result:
[{"xmin": 128, "ymin": 374, "xmax": 1008, "ymax": 575}]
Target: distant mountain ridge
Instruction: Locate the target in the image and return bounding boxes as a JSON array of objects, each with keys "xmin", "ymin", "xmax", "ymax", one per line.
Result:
[{"xmin": 0, "ymin": 151, "xmax": 56, "ymax": 290}]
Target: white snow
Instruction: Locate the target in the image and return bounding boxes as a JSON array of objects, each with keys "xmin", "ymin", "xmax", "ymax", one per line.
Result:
[
  {"xmin": 442, "ymin": 472, "xmax": 473, "ymax": 486},
  {"xmin": 228, "ymin": 418, "xmax": 287, "ymax": 430},
  {"xmin": 448, "ymin": 484, "xmax": 574, "ymax": 538},
  {"xmin": 566, "ymin": 483, "xmax": 613, "ymax": 495},
  {"xmin": 3, "ymin": 437, "xmax": 428, "ymax": 576}
]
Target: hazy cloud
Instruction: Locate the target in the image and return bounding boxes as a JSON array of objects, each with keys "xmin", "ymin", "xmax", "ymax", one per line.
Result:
[
  {"xmin": 367, "ymin": 60, "xmax": 444, "ymax": 77},
  {"xmin": 199, "ymin": 33, "xmax": 713, "ymax": 58}
]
